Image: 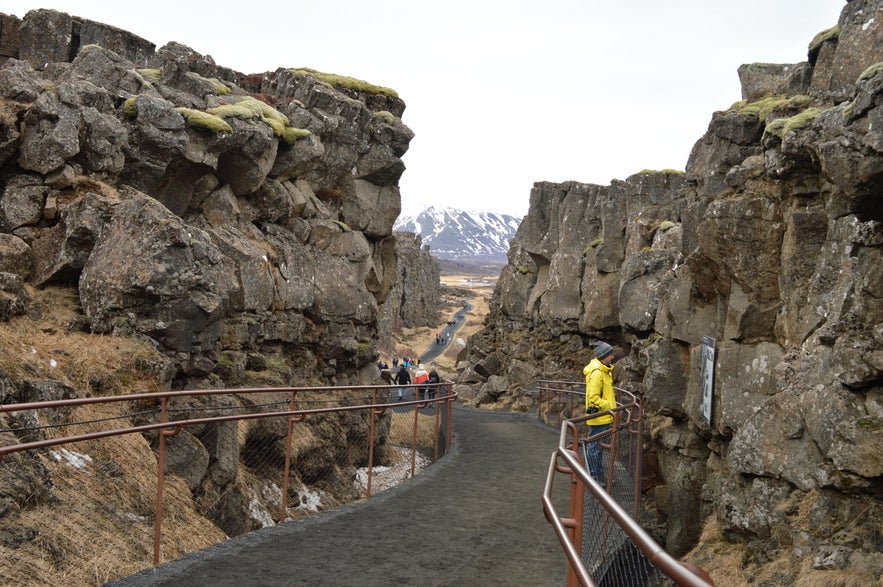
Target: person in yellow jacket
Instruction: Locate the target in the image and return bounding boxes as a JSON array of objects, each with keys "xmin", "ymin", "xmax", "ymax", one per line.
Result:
[{"xmin": 583, "ymin": 340, "xmax": 616, "ymax": 482}]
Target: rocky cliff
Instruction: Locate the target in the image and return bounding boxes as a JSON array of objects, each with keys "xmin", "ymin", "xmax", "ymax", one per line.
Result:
[
  {"xmin": 461, "ymin": 0, "xmax": 882, "ymax": 580},
  {"xmin": 0, "ymin": 8, "xmax": 440, "ymax": 390}
]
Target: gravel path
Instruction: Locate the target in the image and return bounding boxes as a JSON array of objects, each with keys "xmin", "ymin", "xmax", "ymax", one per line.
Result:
[{"xmin": 109, "ymin": 404, "xmax": 570, "ymax": 587}]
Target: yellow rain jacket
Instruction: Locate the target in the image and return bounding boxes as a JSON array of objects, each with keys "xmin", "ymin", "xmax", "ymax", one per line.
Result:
[{"xmin": 583, "ymin": 357, "xmax": 616, "ymax": 425}]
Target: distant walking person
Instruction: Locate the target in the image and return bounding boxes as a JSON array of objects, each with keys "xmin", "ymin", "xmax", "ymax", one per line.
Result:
[
  {"xmin": 583, "ymin": 341, "xmax": 617, "ymax": 483},
  {"xmin": 395, "ymin": 364, "xmax": 411, "ymax": 401},
  {"xmin": 427, "ymin": 366, "xmax": 440, "ymax": 399}
]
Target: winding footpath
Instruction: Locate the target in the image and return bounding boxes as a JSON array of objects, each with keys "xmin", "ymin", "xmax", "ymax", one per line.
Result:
[{"xmin": 110, "ymin": 405, "xmax": 569, "ymax": 586}]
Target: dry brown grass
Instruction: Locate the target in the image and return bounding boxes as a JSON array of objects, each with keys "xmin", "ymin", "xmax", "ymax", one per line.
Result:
[
  {"xmin": 0, "ymin": 403, "xmax": 225, "ymax": 585},
  {"xmin": 684, "ymin": 491, "xmax": 882, "ymax": 587},
  {"xmin": 0, "ymin": 285, "xmax": 168, "ymax": 397},
  {"xmin": 389, "ymin": 410, "xmax": 442, "ymax": 448},
  {"xmin": 390, "ymin": 273, "xmax": 494, "ymax": 377}
]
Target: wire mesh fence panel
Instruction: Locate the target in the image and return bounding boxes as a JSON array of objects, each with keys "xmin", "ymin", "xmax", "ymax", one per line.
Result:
[
  {"xmin": 0, "ymin": 385, "xmax": 455, "ymax": 586},
  {"xmin": 580, "ymin": 422, "xmax": 669, "ymax": 587}
]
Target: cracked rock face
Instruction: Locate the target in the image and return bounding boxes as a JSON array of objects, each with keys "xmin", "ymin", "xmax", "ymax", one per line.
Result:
[
  {"xmin": 0, "ymin": 8, "xmax": 438, "ymax": 388},
  {"xmin": 461, "ymin": 0, "xmax": 883, "ymax": 571}
]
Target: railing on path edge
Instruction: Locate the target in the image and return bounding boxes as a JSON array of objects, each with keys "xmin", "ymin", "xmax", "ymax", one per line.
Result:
[
  {"xmin": 537, "ymin": 379, "xmax": 714, "ymax": 587},
  {"xmin": 0, "ymin": 382, "xmax": 456, "ymax": 583}
]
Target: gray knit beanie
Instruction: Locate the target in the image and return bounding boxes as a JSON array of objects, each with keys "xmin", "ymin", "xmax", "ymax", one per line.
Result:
[{"xmin": 593, "ymin": 341, "xmax": 614, "ymax": 359}]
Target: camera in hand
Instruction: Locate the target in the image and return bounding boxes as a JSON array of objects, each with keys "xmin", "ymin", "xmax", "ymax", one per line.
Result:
[{"xmin": 586, "ymin": 407, "xmax": 598, "ymax": 414}]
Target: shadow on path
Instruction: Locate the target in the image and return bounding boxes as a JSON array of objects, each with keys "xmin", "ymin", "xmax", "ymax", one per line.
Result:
[{"xmin": 110, "ymin": 404, "xmax": 569, "ymax": 587}]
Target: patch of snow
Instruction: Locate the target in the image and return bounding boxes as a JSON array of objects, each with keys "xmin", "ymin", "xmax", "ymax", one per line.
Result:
[
  {"xmin": 353, "ymin": 446, "xmax": 430, "ymax": 495},
  {"xmin": 247, "ymin": 482, "xmax": 281, "ymax": 528},
  {"xmin": 295, "ymin": 486, "xmax": 326, "ymax": 513},
  {"xmin": 50, "ymin": 448, "xmax": 92, "ymax": 470}
]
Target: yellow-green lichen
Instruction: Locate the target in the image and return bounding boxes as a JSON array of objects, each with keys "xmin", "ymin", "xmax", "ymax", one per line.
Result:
[
  {"xmin": 764, "ymin": 107, "xmax": 824, "ymax": 139},
  {"xmin": 289, "ymin": 67, "xmax": 398, "ymax": 98},
  {"xmin": 372, "ymin": 111, "xmax": 397, "ymax": 125},
  {"xmin": 515, "ymin": 265, "xmax": 533, "ymax": 275},
  {"xmin": 638, "ymin": 169, "xmax": 685, "ymax": 175},
  {"xmin": 809, "ymin": 25, "xmax": 839, "ymax": 55},
  {"xmin": 332, "ymin": 220, "xmax": 351, "ymax": 232},
  {"xmin": 277, "ymin": 126, "xmax": 312, "ymax": 144},
  {"xmin": 185, "ymin": 71, "xmax": 232, "ymax": 96},
  {"xmin": 657, "ymin": 220, "xmax": 678, "ymax": 231},
  {"xmin": 123, "ymin": 96, "xmax": 139, "ymax": 118},
  {"xmin": 175, "ymin": 107, "xmax": 233, "ymax": 133},
  {"xmin": 207, "ymin": 96, "xmax": 310, "ymax": 145},
  {"xmin": 137, "ymin": 68, "xmax": 162, "ymax": 83},
  {"xmin": 732, "ymin": 95, "xmax": 811, "ymax": 121},
  {"xmin": 206, "ymin": 102, "xmax": 263, "ymax": 122},
  {"xmin": 584, "ymin": 238, "xmax": 604, "ymax": 255},
  {"xmin": 857, "ymin": 62, "xmax": 883, "ymax": 82}
]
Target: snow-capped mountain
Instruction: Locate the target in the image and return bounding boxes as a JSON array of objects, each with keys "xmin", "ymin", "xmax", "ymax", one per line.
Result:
[{"xmin": 394, "ymin": 206, "xmax": 522, "ymax": 263}]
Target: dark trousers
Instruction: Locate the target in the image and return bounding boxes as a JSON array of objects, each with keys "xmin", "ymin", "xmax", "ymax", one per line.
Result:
[{"xmin": 586, "ymin": 423, "xmax": 611, "ymax": 481}]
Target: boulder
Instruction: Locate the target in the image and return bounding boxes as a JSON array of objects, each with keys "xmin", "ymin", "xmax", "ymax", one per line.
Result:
[{"xmin": 79, "ymin": 195, "xmax": 239, "ymax": 352}]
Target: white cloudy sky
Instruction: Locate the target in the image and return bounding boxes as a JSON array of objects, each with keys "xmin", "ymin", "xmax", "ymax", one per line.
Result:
[{"xmin": 5, "ymin": 1, "xmax": 846, "ymax": 217}]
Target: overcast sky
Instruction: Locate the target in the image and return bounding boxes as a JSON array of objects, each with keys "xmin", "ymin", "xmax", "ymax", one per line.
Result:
[{"xmin": 5, "ymin": 1, "xmax": 846, "ymax": 217}]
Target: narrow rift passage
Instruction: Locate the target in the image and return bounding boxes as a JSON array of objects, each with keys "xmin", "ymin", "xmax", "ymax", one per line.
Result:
[{"xmin": 110, "ymin": 405, "xmax": 570, "ymax": 587}]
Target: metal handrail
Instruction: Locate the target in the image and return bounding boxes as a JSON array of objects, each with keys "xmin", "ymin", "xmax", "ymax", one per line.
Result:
[
  {"xmin": 539, "ymin": 380, "xmax": 714, "ymax": 586},
  {"xmin": 0, "ymin": 382, "xmax": 457, "ymax": 567}
]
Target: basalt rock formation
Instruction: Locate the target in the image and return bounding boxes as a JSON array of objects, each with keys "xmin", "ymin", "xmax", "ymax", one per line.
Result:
[
  {"xmin": 0, "ymin": 8, "xmax": 440, "ymax": 389},
  {"xmin": 461, "ymin": 0, "xmax": 882, "ymax": 580},
  {"xmin": 0, "ymin": 8, "xmax": 441, "ymax": 540}
]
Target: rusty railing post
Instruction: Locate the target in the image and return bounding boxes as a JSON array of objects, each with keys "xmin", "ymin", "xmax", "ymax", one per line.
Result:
[
  {"xmin": 367, "ymin": 389, "xmax": 380, "ymax": 497},
  {"xmin": 279, "ymin": 390, "xmax": 298, "ymax": 523},
  {"xmin": 153, "ymin": 397, "xmax": 168, "ymax": 566},
  {"xmin": 566, "ymin": 422, "xmax": 585, "ymax": 587}
]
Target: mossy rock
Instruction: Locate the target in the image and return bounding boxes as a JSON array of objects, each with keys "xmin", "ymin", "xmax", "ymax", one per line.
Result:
[
  {"xmin": 763, "ymin": 107, "xmax": 825, "ymax": 139},
  {"xmin": 857, "ymin": 61, "xmax": 883, "ymax": 83},
  {"xmin": 732, "ymin": 95, "xmax": 811, "ymax": 121},
  {"xmin": 372, "ymin": 111, "xmax": 397, "ymax": 125},
  {"xmin": 584, "ymin": 238, "xmax": 604, "ymax": 255},
  {"xmin": 175, "ymin": 107, "xmax": 233, "ymax": 133},
  {"xmin": 207, "ymin": 97, "xmax": 310, "ymax": 144},
  {"xmin": 206, "ymin": 102, "xmax": 262, "ymax": 121},
  {"xmin": 184, "ymin": 71, "xmax": 231, "ymax": 95},
  {"xmin": 638, "ymin": 169, "xmax": 685, "ymax": 175},
  {"xmin": 123, "ymin": 96, "xmax": 138, "ymax": 118},
  {"xmin": 263, "ymin": 117, "xmax": 311, "ymax": 145},
  {"xmin": 137, "ymin": 68, "xmax": 162, "ymax": 83},
  {"xmin": 289, "ymin": 67, "xmax": 398, "ymax": 98},
  {"xmin": 809, "ymin": 25, "xmax": 839, "ymax": 59}
]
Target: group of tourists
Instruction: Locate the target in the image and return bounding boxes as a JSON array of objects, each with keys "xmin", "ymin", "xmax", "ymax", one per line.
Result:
[{"xmin": 377, "ymin": 357, "xmax": 441, "ymax": 402}]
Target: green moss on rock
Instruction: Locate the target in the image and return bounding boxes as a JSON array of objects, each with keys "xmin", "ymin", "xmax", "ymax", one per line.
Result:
[
  {"xmin": 185, "ymin": 71, "xmax": 232, "ymax": 95},
  {"xmin": 857, "ymin": 62, "xmax": 883, "ymax": 82},
  {"xmin": 289, "ymin": 67, "xmax": 398, "ymax": 98},
  {"xmin": 733, "ymin": 95, "xmax": 811, "ymax": 121},
  {"xmin": 175, "ymin": 107, "xmax": 233, "ymax": 133},
  {"xmin": 207, "ymin": 97, "xmax": 310, "ymax": 144},
  {"xmin": 809, "ymin": 25, "xmax": 839, "ymax": 56},
  {"xmin": 373, "ymin": 111, "xmax": 397, "ymax": 125},
  {"xmin": 638, "ymin": 169, "xmax": 685, "ymax": 175},
  {"xmin": 137, "ymin": 68, "xmax": 162, "ymax": 83},
  {"xmin": 763, "ymin": 107, "xmax": 825, "ymax": 140},
  {"xmin": 584, "ymin": 238, "xmax": 604, "ymax": 255},
  {"xmin": 206, "ymin": 102, "xmax": 261, "ymax": 121},
  {"xmin": 122, "ymin": 96, "xmax": 138, "ymax": 118}
]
